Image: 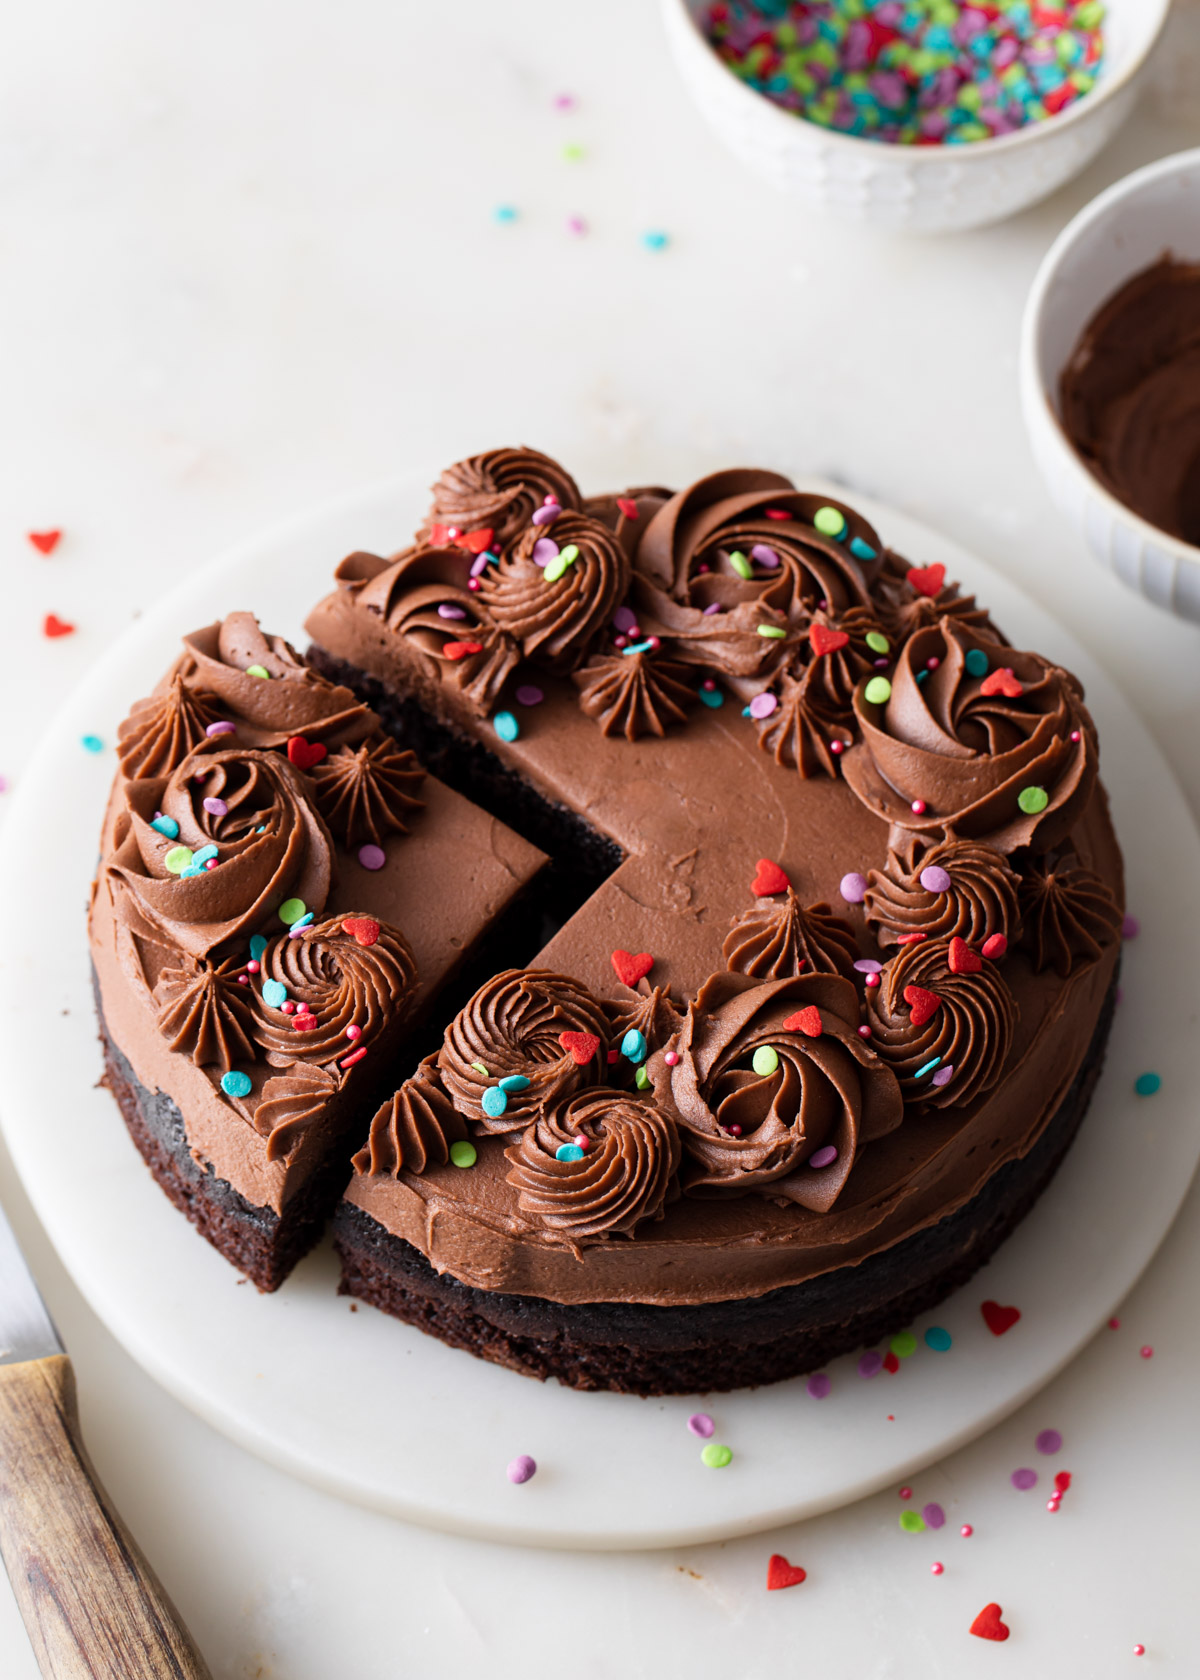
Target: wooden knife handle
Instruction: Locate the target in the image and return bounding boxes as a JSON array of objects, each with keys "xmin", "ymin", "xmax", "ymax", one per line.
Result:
[{"xmin": 0, "ymin": 1354, "xmax": 211, "ymax": 1679}]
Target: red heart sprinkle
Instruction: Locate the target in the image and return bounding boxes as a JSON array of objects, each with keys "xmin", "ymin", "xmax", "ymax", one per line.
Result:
[
  {"xmin": 883, "ymin": 1350, "xmax": 900, "ymax": 1374},
  {"xmin": 442, "ymin": 640, "xmax": 483, "ymax": 661},
  {"xmin": 28, "ymin": 529, "xmax": 62, "ymax": 555},
  {"xmin": 341, "ymin": 917, "xmax": 380, "ymax": 947},
  {"xmin": 809, "ymin": 622, "xmax": 850, "ymax": 657},
  {"xmin": 611, "ymin": 949, "xmax": 654, "ymax": 988},
  {"xmin": 981, "ymin": 933, "xmax": 1008, "ymax": 961},
  {"xmin": 558, "ymin": 1030, "xmax": 599, "ymax": 1066},
  {"xmin": 783, "ymin": 1005, "xmax": 822, "ymax": 1038},
  {"xmin": 1054, "ymin": 1470, "xmax": 1071, "ymax": 1493},
  {"xmin": 981, "ymin": 1299, "xmax": 1021, "ymax": 1336},
  {"xmin": 460, "ymin": 527, "xmax": 494, "ymax": 554},
  {"xmin": 969, "ymin": 1603, "xmax": 1010, "ymax": 1643},
  {"xmin": 948, "ymin": 936, "xmax": 982, "ymax": 975},
  {"xmin": 293, "ymin": 1013, "xmax": 319, "ymax": 1033},
  {"xmin": 287, "ymin": 736, "xmax": 328, "ymax": 772},
  {"xmin": 895, "ymin": 932, "xmax": 927, "ymax": 945},
  {"xmin": 980, "ymin": 666, "xmax": 1024, "ymax": 698},
  {"xmin": 751, "ymin": 858, "xmax": 791, "ymax": 897},
  {"xmin": 766, "ymin": 1554, "xmax": 807, "ymax": 1591},
  {"xmin": 906, "ymin": 563, "xmax": 945, "ymax": 599},
  {"xmin": 616, "ymin": 497, "xmax": 640, "ymax": 520},
  {"xmin": 903, "ymin": 984, "xmax": 940, "ymax": 1026},
  {"xmin": 43, "ymin": 613, "xmax": 75, "ymax": 638}
]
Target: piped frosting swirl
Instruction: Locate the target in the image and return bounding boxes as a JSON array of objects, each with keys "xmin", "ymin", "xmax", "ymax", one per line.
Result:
[
  {"xmin": 252, "ymin": 1063, "xmax": 338, "ymax": 1163},
  {"xmin": 478, "ymin": 512, "xmax": 630, "ymax": 674},
  {"xmin": 352, "ymin": 1055, "xmax": 468, "ymax": 1176},
  {"xmin": 423, "ymin": 447, "xmax": 583, "ymax": 550},
  {"xmin": 1018, "ymin": 852, "xmax": 1123, "ymax": 977},
  {"xmin": 117, "ymin": 672, "xmax": 222, "ymax": 779},
  {"xmin": 572, "ymin": 649, "xmax": 696, "ymax": 739},
  {"xmin": 309, "ymin": 735, "xmax": 425, "ymax": 849},
  {"xmin": 152, "ymin": 953, "xmax": 257, "ymax": 1070},
  {"xmin": 865, "ymin": 839, "xmax": 1021, "ymax": 950},
  {"xmin": 181, "ymin": 613, "xmax": 372, "ymax": 749},
  {"xmin": 250, "ymin": 913, "xmax": 417, "ymax": 1068},
  {"xmin": 722, "ymin": 889, "xmax": 860, "ymax": 981}
]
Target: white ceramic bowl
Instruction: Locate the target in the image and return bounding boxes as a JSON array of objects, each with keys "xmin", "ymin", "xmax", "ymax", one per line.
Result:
[
  {"xmin": 1020, "ymin": 148, "xmax": 1200, "ymax": 623},
  {"xmin": 662, "ymin": 0, "xmax": 1169, "ymax": 233}
]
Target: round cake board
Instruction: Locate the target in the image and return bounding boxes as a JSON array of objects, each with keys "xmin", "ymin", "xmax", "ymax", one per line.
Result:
[{"xmin": 0, "ymin": 475, "xmax": 1191, "ymax": 1550}]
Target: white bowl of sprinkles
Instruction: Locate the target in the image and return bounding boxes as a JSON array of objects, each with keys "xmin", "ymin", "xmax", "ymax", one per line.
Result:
[{"xmin": 662, "ymin": 0, "xmax": 1169, "ymax": 232}]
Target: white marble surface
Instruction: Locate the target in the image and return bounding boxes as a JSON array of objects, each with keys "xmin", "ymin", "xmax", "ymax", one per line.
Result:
[{"xmin": 1, "ymin": 2, "xmax": 1199, "ymax": 1674}]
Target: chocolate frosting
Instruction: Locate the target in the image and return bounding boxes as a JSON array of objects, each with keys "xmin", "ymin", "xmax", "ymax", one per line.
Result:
[
  {"xmin": 571, "ymin": 649, "xmax": 696, "ymax": 740},
  {"xmin": 152, "ymin": 953, "xmax": 257, "ymax": 1071},
  {"xmin": 865, "ymin": 839, "xmax": 1021, "ymax": 950},
  {"xmin": 253, "ymin": 1063, "xmax": 338, "ymax": 1163},
  {"xmin": 352, "ymin": 1055, "xmax": 467, "ymax": 1176},
  {"xmin": 754, "ymin": 605, "xmax": 891, "ymax": 778},
  {"xmin": 865, "ymin": 936, "xmax": 1016, "ymax": 1111},
  {"xmin": 1019, "ymin": 851, "xmax": 1122, "ymax": 977},
  {"xmin": 437, "ymin": 969, "xmax": 611, "ymax": 1132},
  {"xmin": 651, "ymin": 971, "xmax": 902, "ymax": 1212},
  {"xmin": 109, "ymin": 740, "xmax": 335, "ymax": 959},
  {"xmin": 872, "ymin": 549, "xmax": 1006, "ymax": 643},
  {"xmin": 722, "ymin": 888, "xmax": 859, "ymax": 981},
  {"xmin": 250, "ymin": 913, "xmax": 417, "ymax": 1068},
  {"xmin": 117, "ymin": 673, "xmax": 222, "ymax": 779},
  {"xmin": 478, "ymin": 513, "xmax": 630, "ymax": 674},
  {"xmin": 1058, "ymin": 257, "xmax": 1200, "ymax": 547},
  {"xmin": 309, "ymin": 735, "xmax": 425, "ymax": 848},
  {"xmin": 505, "ymin": 1088, "xmax": 681, "ymax": 1241},
  {"xmin": 844, "ymin": 617, "xmax": 1097, "ymax": 853},
  {"xmin": 181, "ymin": 614, "xmax": 373, "ymax": 749},
  {"xmin": 423, "ymin": 446, "xmax": 583, "ymax": 550},
  {"xmin": 603, "ymin": 985, "xmax": 685, "ymax": 1089}
]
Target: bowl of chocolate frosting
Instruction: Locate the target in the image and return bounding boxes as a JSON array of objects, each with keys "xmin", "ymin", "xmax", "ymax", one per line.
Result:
[{"xmin": 1021, "ymin": 148, "xmax": 1200, "ymax": 622}]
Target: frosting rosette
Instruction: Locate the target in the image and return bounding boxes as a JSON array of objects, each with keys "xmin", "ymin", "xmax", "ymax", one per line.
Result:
[
  {"xmin": 871, "ymin": 549, "xmax": 1007, "ymax": 644},
  {"xmin": 1018, "ymin": 851, "xmax": 1122, "ymax": 977},
  {"xmin": 117, "ymin": 671, "xmax": 222, "ymax": 779},
  {"xmin": 309, "ymin": 734, "xmax": 425, "ymax": 848},
  {"xmin": 843, "ymin": 618, "xmax": 1098, "ymax": 853},
  {"xmin": 650, "ymin": 972, "xmax": 902, "ymax": 1212},
  {"xmin": 603, "ymin": 985, "xmax": 684, "ymax": 1090},
  {"xmin": 152, "ymin": 953, "xmax": 257, "ymax": 1070},
  {"xmin": 572, "ymin": 648, "xmax": 696, "ymax": 740},
  {"xmin": 505, "ymin": 1088, "xmax": 681, "ymax": 1241},
  {"xmin": 865, "ymin": 839, "xmax": 1022, "ymax": 951},
  {"xmin": 181, "ymin": 613, "xmax": 372, "ymax": 749},
  {"xmin": 722, "ymin": 889, "xmax": 860, "ymax": 981},
  {"xmin": 477, "ymin": 512, "xmax": 630, "ymax": 674},
  {"xmin": 109, "ymin": 740, "xmax": 334, "ymax": 959},
  {"xmin": 755, "ymin": 607, "xmax": 890, "ymax": 779},
  {"xmin": 352, "ymin": 1055, "xmax": 468, "ymax": 1176},
  {"xmin": 583, "ymin": 486, "xmax": 673, "ymax": 557},
  {"xmin": 864, "ymin": 936, "xmax": 1017, "ymax": 1111},
  {"xmin": 252, "ymin": 1063, "xmax": 338, "ymax": 1163},
  {"xmin": 422, "ymin": 446, "xmax": 582, "ymax": 550},
  {"xmin": 437, "ymin": 969, "xmax": 611, "ymax": 1133},
  {"xmin": 250, "ymin": 913, "xmax": 417, "ymax": 1068}
]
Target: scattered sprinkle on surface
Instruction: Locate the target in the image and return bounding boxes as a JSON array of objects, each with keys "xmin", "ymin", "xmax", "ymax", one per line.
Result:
[
  {"xmin": 807, "ymin": 1372, "xmax": 831, "ymax": 1399},
  {"xmin": 1135, "ymin": 1071, "xmax": 1161, "ymax": 1097},
  {"xmin": 924, "ymin": 1326, "xmax": 952, "ymax": 1352},
  {"xmin": 701, "ymin": 1442, "xmax": 733, "ymax": 1468},
  {"xmin": 81, "ymin": 734, "xmax": 104, "ymax": 754},
  {"xmin": 1011, "ymin": 1467, "xmax": 1038, "ymax": 1491},
  {"xmin": 1035, "ymin": 1428, "xmax": 1063, "ymax": 1455},
  {"xmin": 687, "ymin": 1412, "xmax": 714, "ymax": 1438},
  {"xmin": 507, "ymin": 1454, "xmax": 537, "ymax": 1484}
]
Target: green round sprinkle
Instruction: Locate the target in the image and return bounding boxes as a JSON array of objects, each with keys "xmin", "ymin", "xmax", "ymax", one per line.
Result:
[
  {"xmin": 481, "ymin": 1086, "xmax": 509, "ymax": 1119},
  {"xmin": 1017, "ymin": 786, "xmax": 1049, "ymax": 815},
  {"xmin": 701, "ymin": 1443, "xmax": 733, "ymax": 1469},
  {"xmin": 1135, "ymin": 1072, "xmax": 1161, "ymax": 1097},
  {"xmin": 865, "ymin": 631, "xmax": 890, "ymax": 655},
  {"xmin": 634, "ymin": 1065, "xmax": 652, "ymax": 1091},
  {"xmin": 899, "ymin": 1510, "xmax": 926, "ymax": 1533},
  {"xmin": 470, "ymin": 1060, "xmax": 490, "ymax": 1076},
  {"xmin": 561, "ymin": 141, "xmax": 585, "ymax": 161},
  {"xmin": 543, "ymin": 555, "xmax": 569, "ymax": 583},
  {"xmin": 494, "ymin": 710, "xmax": 520, "ymax": 743},
  {"xmin": 278, "ymin": 897, "xmax": 307, "ymax": 925},
  {"xmin": 450, "ymin": 1140, "xmax": 478, "ymax": 1169},
  {"xmin": 559, "ymin": 543, "xmax": 580, "ymax": 564},
  {"xmin": 864, "ymin": 676, "xmax": 892, "ymax": 706},
  {"xmin": 756, "ymin": 624, "xmax": 787, "ymax": 639},
  {"xmin": 245, "ymin": 664, "xmax": 271, "ymax": 679},
  {"xmin": 164, "ymin": 845, "xmax": 195, "ymax": 875},
  {"xmin": 221, "ymin": 1070, "xmax": 252, "ymax": 1099},
  {"xmin": 891, "ymin": 1330, "xmax": 918, "ymax": 1359},
  {"xmin": 924, "ymin": 1326, "xmax": 953, "ymax": 1352},
  {"xmin": 814, "ymin": 505, "xmax": 847, "ymax": 538},
  {"xmin": 729, "ymin": 551, "xmax": 753, "ymax": 580},
  {"xmin": 752, "ymin": 1045, "xmax": 780, "ymax": 1077},
  {"xmin": 965, "ymin": 648, "xmax": 989, "ymax": 678}
]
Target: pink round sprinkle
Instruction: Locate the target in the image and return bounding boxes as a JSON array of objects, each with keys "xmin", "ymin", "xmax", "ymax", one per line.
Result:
[
  {"xmin": 613, "ymin": 606, "xmax": 638, "ymax": 634},
  {"xmin": 1047, "ymin": 1498, "xmax": 1060, "ymax": 1511},
  {"xmin": 919, "ymin": 866, "xmax": 952, "ymax": 894},
  {"xmin": 515, "ymin": 685, "xmax": 544, "ymax": 707},
  {"xmin": 358, "ymin": 844, "xmax": 385, "ymax": 871},
  {"xmin": 237, "ymin": 974, "xmax": 249, "ymax": 985},
  {"xmin": 727, "ymin": 1123, "xmax": 742, "ymax": 1137},
  {"xmin": 926, "ymin": 657, "xmax": 939, "ymax": 670},
  {"xmin": 899, "ymin": 1486, "xmax": 912, "ymax": 1499},
  {"xmin": 858, "ymin": 1351, "xmax": 882, "ymax": 1378},
  {"xmin": 931, "ymin": 1065, "xmax": 954, "ymax": 1087},
  {"xmin": 1122, "ymin": 914, "xmax": 1139, "ymax": 939},
  {"xmin": 931, "ymin": 1562, "xmax": 944, "ymax": 1576},
  {"xmin": 1140, "ymin": 1345, "xmax": 1154, "ymax": 1358},
  {"xmin": 960, "ymin": 1525, "xmax": 973, "ymax": 1537},
  {"xmin": 809, "ymin": 1145, "xmax": 838, "ymax": 1169},
  {"xmin": 1109, "ymin": 1317, "xmax": 1121, "ymax": 1330},
  {"xmin": 205, "ymin": 720, "xmax": 236, "ymax": 737},
  {"xmin": 1011, "ymin": 1468, "xmax": 1038, "ymax": 1490},
  {"xmin": 345, "ymin": 1024, "xmax": 362, "ymax": 1041},
  {"xmin": 575, "ymin": 1134, "xmax": 589, "ymax": 1152},
  {"xmin": 204, "ymin": 858, "xmax": 218, "ymax": 870},
  {"xmin": 1036, "ymin": 1429, "xmax": 1062, "ymax": 1455},
  {"xmin": 840, "ymin": 871, "xmax": 868, "ymax": 904},
  {"xmin": 281, "ymin": 1001, "xmax": 296, "ymax": 1016},
  {"xmin": 567, "ymin": 214, "xmax": 588, "ymax": 236},
  {"xmin": 1070, "ymin": 729, "xmax": 1081, "ymax": 742},
  {"xmin": 687, "ymin": 1412, "xmax": 714, "ymax": 1438},
  {"xmin": 829, "ymin": 739, "xmax": 844, "ymax": 755},
  {"xmin": 696, "ymin": 562, "xmax": 710, "ymax": 574},
  {"xmin": 614, "ymin": 636, "xmax": 628, "ymax": 649},
  {"xmin": 749, "ymin": 692, "xmax": 778, "ymax": 720},
  {"xmin": 468, "ymin": 577, "xmax": 481, "ymax": 592},
  {"xmin": 202, "ymin": 797, "xmax": 228, "ymax": 817},
  {"xmin": 807, "ymin": 1372, "xmax": 831, "ymax": 1399},
  {"xmin": 923, "ymin": 1503, "xmax": 946, "ymax": 1529},
  {"xmin": 438, "ymin": 603, "xmax": 467, "ymax": 620},
  {"xmin": 507, "ymin": 1455, "xmax": 537, "ymax": 1484},
  {"xmin": 646, "ymin": 635, "xmax": 661, "ymax": 652},
  {"xmin": 865, "ymin": 973, "xmax": 880, "ymax": 990},
  {"xmin": 911, "ymin": 799, "xmax": 927, "ymax": 816},
  {"xmin": 857, "ymin": 1025, "xmax": 872, "ymax": 1038},
  {"xmin": 543, "ymin": 493, "xmax": 558, "ymax": 506},
  {"xmin": 702, "ymin": 678, "xmax": 716, "ymax": 692},
  {"xmin": 1134, "ymin": 1645, "xmax": 1145, "ymax": 1656},
  {"xmin": 247, "ymin": 960, "xmax": 260, "ymax": 974},
  {"xmin": 873, "ymin": 657, "xmax": 888, "ymax": 669},
  {"xmin": 664, "ymin": 1050, "xmax": 679, "ymax": 1066}
]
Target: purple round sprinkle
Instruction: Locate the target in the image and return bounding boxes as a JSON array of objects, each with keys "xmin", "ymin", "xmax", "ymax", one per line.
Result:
[
  {"xmin": 931, "ymin": 1065, "xmax": 954, "ymax": 1087},
  {"xmin": 507, "ymin": 1454, "xmax": 537, "ymax": 1484},
  {"xmin": 515, "ymin": 685, "xmax": 544, "ymax": 707},
  {"xmin": 687, "ymin": 1412, "xmax": 714, "ymax": 1438},
  {"xmin": 205, "ymin": 720, "xmax": 236, "ymax": 737},
  {"xmin": 854, "ymin": 958, "xmax": 883, "ymax": 975},
  {"xmin": 873, "ymin": 657, "xmax": 889, "ymax": 669},
  {"xmin": 749, "ymin": 692, "xmax": 778, "ymax": 720},
  {"xmin": 202, "ymin": 797, "xmax": 228, "ymax": 817},
  {"xmin": 840, "ymin": 871, "xmax": 868, "ymax": 904},
  {"xmin": 1122, "ymin": 914, "xmax": 1139, "ymax": 940},
  {"xmin": 919, "ymin": 865, "xmax": 952, "ymax": 894},
  {"xmin": 1011, "ymin": 1467, "xmax": 1038, "ymax": 1491},
  {"xmin": 858, "ymin": 1351, "xmax": 883, "ymax": 1379},
  {"xmin": 358, "ymin": 844, "xmax": 386, "ymax": 872},
  {"xmin": 437, "ymin": 603, "xmax": 467, "ymax": 620},
  {"xmin": 469, "ymin": 552, "xmax": 491, "ymax": 578},
  {"xmin": 1036, "ymin": 1429, "xmax": 1063, "ymax": 1455},
  {"xmin": 531, "ymin": 504, "xmax": 560, "ymax": 527},
  {"xmin": 923, "ymin": 1502, "xmax": 946, "ymax": 1529},
  {"xmin": 532, "ymin": 537, "xmax": 559, "ymax": 566},
  {"xmin": 702, "ymin": 602, "xmax": 723, "ymax": 615},
  {"xmin": 288, "ymin": 927, "xmax": 306, "ymax": 939},
  {"xmin": 809, "ymin": 1145, "xmax": 838, "ymax": 1169},
  {"xmin": 749, "ymin": 543, "xmax": 780, "ymax": 569},
  {"xmin": 807, "ymin": 1372, "xmax": 831, "ymax": 1399},
  {"xmin": 613, "ymin": 605, "xmax": 638, "ymax": 634}
]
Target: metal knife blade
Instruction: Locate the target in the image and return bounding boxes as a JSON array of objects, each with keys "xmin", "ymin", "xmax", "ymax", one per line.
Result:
[{"xmin": 0, "ymin": 1194, "xmax": 63, "ymax": 1366}]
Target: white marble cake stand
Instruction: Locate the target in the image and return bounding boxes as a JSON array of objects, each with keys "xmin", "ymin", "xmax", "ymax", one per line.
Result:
[{"xmin": 0, "ymin": 474, "xmax": 1193, "ymax": 1550}]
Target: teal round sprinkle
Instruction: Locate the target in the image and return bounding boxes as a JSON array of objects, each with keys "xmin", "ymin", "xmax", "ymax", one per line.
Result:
[
  {"xmin": 701, "ymin": 1443, "xmax": 733, "ymax": 1468},
  {"xmin": 756, "ymin": 624, "xmax": 787, "ymax": 639},
  {"xmin": 192, "ymin": 844, "xmax": 218, "ymax": 865},
  {"xmin": 498, "ymin": 1074, "xmax": 531, "ymax": 1093},
  {"xmin": 221, "ymin": 1070, "xmax": 252, "ymax": 1099},
  {"xmin": 642, "ymin": 230, "xmax": 669, "ymax": 251},
  {"xmin": 850, "ymin": 537, "xmax": 877, "ymax": 561},
  {"xmin": 481, "ymin": 1086, "xmax": 509, "ymax": 1119},
  {"xmin": 924, "ymin": 1326, "xmax": 953, "ymax": 1352},
  {"xmin": 1135, "ymin": 1072, "xmax": 1161, "ymax": 1097},
  {"xmin": 250, "ymin": 935, "xmax": 267, "ymax": 962},
  {"xmin": 164, "ymin": 845, "xmax": 194, "ymax": 875},
  {"xmin": 634, "ymin": 1065, "xmax": 652, "ymax": 1090},
  {"xmin": 965, "ymin": 648, "xmax": 989, "ymax": 678},
  {"xmin": 278, "ymin": 897, "xmax": 307, "ymax": 925},
  {"xmin": 751, "ymin": 1045, "xmax": 780, "ymax": 1077},
  {"xmin": 915, "ymin": 1056, "xmax": 942, "ymax": 1080},
  {"xmin": 494, "ymin": 711, "xmax": 520, "ymax": 743},
  {"xmin": 899, "ymin": 1510, "xmax": 926, "ymax": 1533},
  {"xmin": 729, "ymin": 551, "xmax": 753, "ymax": 580},
  {"xmin": 864, "ymin": 676, "xmax": 892, "ymax": 705},
  {"xmin": 493, "ymin": 205, "xmax": 518, "ymax": 224},
  {"xmin": 262, "ymin": 979, "xmax": 288, "ymax": 1009},
  {"xmin": 1017, "ymin": 786, "xmax": 1049, "ymax": 815},
  {"xmin": 698, "ymin": 686, "xmax": 724, "ymax": 709},
  {"xmin": 150, "ymin": 815, "xmax": 179, "ymax": 840},
  {"xmin": 891, "ymin": 1330, "xmax": 918, "ymax": 1359},
  {"xmin": 814, "ymin": 505, "xmax": 846, "ymax": 538},
  {"xmin": 865, "ymin": 630, "xmax": 890, "ymax": 655},
  {"xmin": 916, "ymin": 669, "xmax": 930, "ymax": 685},
  {"xmin": 621, "ymin": 1029, "xmax": 648, "ymax": 1064},
  {"xmin": 291, "ymin": 912, "xmax": 314, "ymax": 931},
  {"xmin": 450, "ymin": 1140, "xmax": 478, "ymax": 1168},
  {"xmin": 81, "ymin": 735, "xmax": 104, "ymax": 754},
  {"xmin": 623, "ymin": 640, "xmax": 656, "ymax": 656},
  {"xmin": 555, "ymin": 1143, "xmax": 585, "ymax": 1162}
]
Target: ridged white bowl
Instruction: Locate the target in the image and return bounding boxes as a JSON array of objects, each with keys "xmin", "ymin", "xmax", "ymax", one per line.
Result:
[
  {"xmin": 663, "ymin": 0, "xmax": 1169, "ymax": 233},
  {"xmin": 1020, "ymin": 148, "xmax": 1200, "ymax": 623}
]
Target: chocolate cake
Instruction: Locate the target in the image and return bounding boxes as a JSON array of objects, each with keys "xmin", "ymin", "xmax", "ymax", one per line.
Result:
[{"xmin": 91, "ymin": 449, "xmax": 1124, "ymax": 1394}]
